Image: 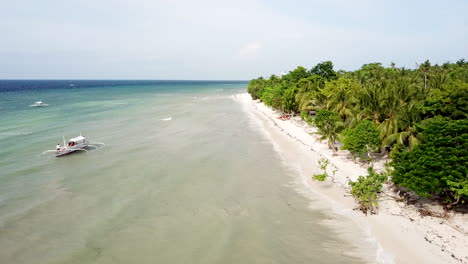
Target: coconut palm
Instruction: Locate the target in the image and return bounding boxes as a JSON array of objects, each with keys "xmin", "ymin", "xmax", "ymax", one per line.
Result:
[
  {"xmin": 358, "ymin": 82, "xmax": 386, "ymax": 123},
  {"xmin": 295, "ymin": 76, "xmax": 326, "ymax": 113},
  {"xmin": 382, "ymin": 102, "xmax": 422, "ymax": 150},
  {"xmin": 322, "ymin": 78, "xmax": 359, "ymax": 122},
  {"xmin": 320, "ymin": 120, "xmax": 345, "ymax": 150}
]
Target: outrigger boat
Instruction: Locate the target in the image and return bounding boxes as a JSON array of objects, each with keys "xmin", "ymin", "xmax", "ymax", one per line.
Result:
[
  {"xmin": 30, "ymin": 101, "xmax": 49, "ymax": 107},
  {"xmin": 42, "ymin": 134, "xmax": 104, "ymax": 157}
]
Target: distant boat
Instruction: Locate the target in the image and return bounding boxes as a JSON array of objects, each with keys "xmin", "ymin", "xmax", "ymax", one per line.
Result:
[{"xmin": 30, "ymin": 101, "xmax": 49, "ymax": 107}]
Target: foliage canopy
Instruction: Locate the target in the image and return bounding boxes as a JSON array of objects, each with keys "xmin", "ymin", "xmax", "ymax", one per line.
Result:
[
  {"xmin": 342, "ymin": 120, "xmax": 381, "ymax": 158},
  {"xmin": 247, "ymin": 59, "xmax": 468, "ymax": 207},
  {"xmin": 391, "ymin": 119, "xmax": 468, "ymax": 204}
]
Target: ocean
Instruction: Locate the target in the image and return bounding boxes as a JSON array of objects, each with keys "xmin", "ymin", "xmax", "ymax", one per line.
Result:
[{"xmin": 0, "ymin": 80, "xmax": 368, "ymax": 263}]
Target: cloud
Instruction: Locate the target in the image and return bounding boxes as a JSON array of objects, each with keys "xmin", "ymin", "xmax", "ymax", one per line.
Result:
[{"xmin": 236, "ymin": 42, "xmax": 263, "ymax": 59}]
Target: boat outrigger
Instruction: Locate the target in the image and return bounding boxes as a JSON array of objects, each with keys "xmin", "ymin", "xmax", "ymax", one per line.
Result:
[{"xmin": 42, "ymin": 134, "xmax": 104, "ymax": 157}]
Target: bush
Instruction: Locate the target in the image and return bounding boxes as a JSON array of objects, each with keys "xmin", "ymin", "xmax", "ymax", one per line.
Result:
[
  {"xmin": 300, "ymin": 111, "xmax": 313, "ymax": 124},
  {"xmin": 314, "ymin": 110, "xmax": 340, "ymax": 130},
  {"xmin": 349, "ymin": 167, "xmax": 388, "ymax": 214},
  {"xmin": 282, "ymin": 87, "xmax": 299, "ymax": 113},
  {"xmin": 391, "ymin": 119, "xmax": 468, "ymax": 205},
  {"xmin": 312, "ymin": 158, "xmax": 334, "ymax": 181},
  {"xmin": 342, "ymin": 120, "xmax": 381, "ymax": 159}
]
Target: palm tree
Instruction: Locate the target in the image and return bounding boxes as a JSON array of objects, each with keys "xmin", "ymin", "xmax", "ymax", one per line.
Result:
[
  {"xmin": 319, "ymin": 120, "xmax": 345, "ymax": 150},
  {"xmin": 428, "ymin": 65, "xmax": 449, "ymax": 91},
  {"xmin": 417, "ymin": 60, "xmax": 431, "ymax": 92},
  {"xmin": 358, "ymin": 82, "xmax": 386, "ymax": 123},
  {"xmin": 383, "ymin": 126, "xmax": 420, "ymax": 150},
  {"xmin": 382, "ymin": 102, "xmax": 422, "ymax": 150},
  {"xmin": 295, "ymin": 76, "xmax": 326, "ymax": 113},
  {"xmin": 377, "ymin": 74, "xmax": 414, "ymax": 141},
  {"xmin": 322, "ymin": 79, "xmax": 358, "ymax": 122}
]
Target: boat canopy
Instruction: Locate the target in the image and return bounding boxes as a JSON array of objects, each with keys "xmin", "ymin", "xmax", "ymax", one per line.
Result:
[{"xmin": 69, "ymin": 136, "xmax": 86, "ymax": 143}]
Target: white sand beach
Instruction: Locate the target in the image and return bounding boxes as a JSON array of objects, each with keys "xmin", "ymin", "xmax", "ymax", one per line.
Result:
[{"xmin": 234, "ymin": 93, "xmax": 468, "ymax": 264}]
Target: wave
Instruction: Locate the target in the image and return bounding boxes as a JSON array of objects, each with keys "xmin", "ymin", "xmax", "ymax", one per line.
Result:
[
  {"xmin": 0, "ymin": 131, "xmax": 32, "ymax": 136},
  {"xmin": 193, "ymin": 96, "xmax": 210, "ymax": 101},
  {"xmin": 0, "ymin": 131, "xmax": 33, "ymax": 140},
  {"xmin": 161, "ymin": 117, "xmax": 172, "ymax": 121}
]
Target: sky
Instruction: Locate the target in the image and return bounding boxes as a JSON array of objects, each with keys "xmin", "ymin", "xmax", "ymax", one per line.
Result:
[{"xmin": 0, "ymin": 0, "xmax": 467, "ymax": 80}]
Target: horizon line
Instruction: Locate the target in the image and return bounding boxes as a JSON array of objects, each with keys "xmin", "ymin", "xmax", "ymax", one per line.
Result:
[{"xmin": 0, "ymin": 79, "xmax": 250, "ymax": 81}]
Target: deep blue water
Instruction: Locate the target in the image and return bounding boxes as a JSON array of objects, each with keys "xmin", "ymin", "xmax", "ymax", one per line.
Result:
[
  {"xmin": 0, "ymin": 80, "xmax": 248, "ymax": 92},
  {"xmin": 0, "ymin": 80, "xmax": 248, "ymax": 113}
]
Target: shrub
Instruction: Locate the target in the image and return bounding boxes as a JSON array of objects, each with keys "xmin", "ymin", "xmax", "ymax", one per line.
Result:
[
  {"xmin": 349, "ymin": 167, "xmax": 387, "ymax": 214},
  {"xmin": 342, "ymin": 120, "xmax": 381, "ymax": 159},
  {"xmin": 300, "ymin": 111, "xmax": 313, "ymax": 124},
  {"xmin": 312, "ymin": 158, "xmax": 333, "ymax": 181}
]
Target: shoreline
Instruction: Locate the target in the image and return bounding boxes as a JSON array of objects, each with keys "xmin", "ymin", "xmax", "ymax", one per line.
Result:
[{"xmin": 233, "ymin": 92, "xmax": 468, "ymax": 264}]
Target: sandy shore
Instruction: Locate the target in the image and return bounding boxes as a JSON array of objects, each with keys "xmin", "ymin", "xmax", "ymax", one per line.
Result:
[{"xmin": 233, "ymin": 93, "xmax": 468, "ymax": 264}]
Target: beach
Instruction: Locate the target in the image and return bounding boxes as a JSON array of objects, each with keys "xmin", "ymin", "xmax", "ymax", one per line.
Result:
[{"xmin": 234, "ymin": 92, "xmax": 468, "ymax": 264}]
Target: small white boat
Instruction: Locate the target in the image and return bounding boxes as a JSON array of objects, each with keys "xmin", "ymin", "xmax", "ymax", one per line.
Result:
[
  {"xmin": 30, "ymin": 101, "xmax": 49, "ymax": 107},
  {"xmin": 42, "ymin": 134, "xmax": 105, "ymax": 157}
]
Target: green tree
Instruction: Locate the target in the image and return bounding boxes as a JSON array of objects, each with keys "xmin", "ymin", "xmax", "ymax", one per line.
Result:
[
  {"xmin": 314, "ymin": 110, "xmax": 344, "ymax": 149},
  {"xmin": 417, "ymin": 60, "xmax": 431, "ymax": 93},
  {"xmin": 391, "ymin": 119, "xmax": 468, "ymax": 206},
  {"xmin": 309, "ymin": 61, "xmax": 337, "ymax": 80},
  {"xmin": 358, "ymin": 83, "xmax": 386, "ymax": 123},
  {"xmin": 382, "ymin": 102, "xmax": 421, "ymax": 150},
  {"xmin": 247, "ymin": 77, "xmax": 266, "ymax": 100},
  {"xmin": 342, "ymin": 120, "xmax": 381, "ymax": 159},
  {"xmin": 261, "ymin": 83, "xmax": 285, "ymax": 109},
  {"xmin": 321, "ymin": 78, "xmax": 360, "ymax": 122},
  {"xmin": 283, "ymin": 66, "xmax": 311, "ymax": 83},
  {"xmin": 295, "ymin": 75, "xmax": 326, "ymax": 114},
  {"xmin": 282, "ymin": 86, "xmax": 299, "ymax": 113},
  {"xmin": 422, "ymin": 80, "xmax": 468, "ymax": 120}
]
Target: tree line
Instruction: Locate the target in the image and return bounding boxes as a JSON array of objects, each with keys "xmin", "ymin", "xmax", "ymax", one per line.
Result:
[{"xmin": 247, "ymin": 60, "xmax": 468, "ymax": 209}]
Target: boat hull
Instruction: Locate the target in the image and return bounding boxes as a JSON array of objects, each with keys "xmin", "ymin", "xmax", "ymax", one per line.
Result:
[
  {"xmin": 55, "ymin": 144, "xmax": 88, "ymax": 157},
  {"xmin": 55, "ymin": 149, "xmax": 80, "ymax": 157}
]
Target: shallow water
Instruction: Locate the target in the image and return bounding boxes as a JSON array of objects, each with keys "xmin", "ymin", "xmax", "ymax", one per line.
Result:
[{"xmin": 0, "ymin": 81, "xmax": 367, "ymax": 263}]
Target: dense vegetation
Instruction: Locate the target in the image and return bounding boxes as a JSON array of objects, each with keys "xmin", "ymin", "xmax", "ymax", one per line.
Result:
[
  {"xmin": 391, "ymin": 119, "xmax": 468, "ymax": 207},
  {"xmin": 247, "ymin": 60, "xmax": 468, "ymax": 207}
]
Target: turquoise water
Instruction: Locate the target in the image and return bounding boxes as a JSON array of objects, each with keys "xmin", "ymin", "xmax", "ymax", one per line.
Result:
[{"xmin": 0, "ymin": 81, "xmax": 366, "ymax": 263}]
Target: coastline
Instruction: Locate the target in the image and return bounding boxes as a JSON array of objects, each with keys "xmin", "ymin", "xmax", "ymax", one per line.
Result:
[{"xmin": 233, "ymin": 92, "xmax": 468, "ymax": 264}]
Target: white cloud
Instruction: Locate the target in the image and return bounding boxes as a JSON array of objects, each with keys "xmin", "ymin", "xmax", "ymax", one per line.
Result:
[{"xmin": 236, "ymin": 42, "xmax": 263, "ymax": 59}]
